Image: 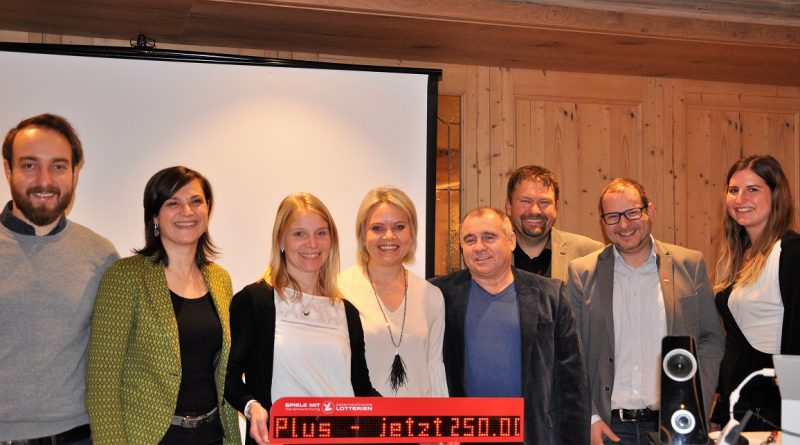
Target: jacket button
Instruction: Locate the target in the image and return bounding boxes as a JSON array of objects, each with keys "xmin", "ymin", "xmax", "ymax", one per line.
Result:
[
  {"xmin": 604, "ymin": 386, "xmax": 611, "ymax": 391},
  {"xmin": 609, "ymin": 357, "xmax": 614, "ymax": 362}
]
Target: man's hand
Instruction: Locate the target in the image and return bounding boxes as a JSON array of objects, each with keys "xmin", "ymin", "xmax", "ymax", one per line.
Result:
[
  {"xmin": 591, "ymin": 419, "xmax": 620, "ymax": 445},
  {"xmin": 249, "ymin": 401, "xmax": 270, "ymax": 445}
]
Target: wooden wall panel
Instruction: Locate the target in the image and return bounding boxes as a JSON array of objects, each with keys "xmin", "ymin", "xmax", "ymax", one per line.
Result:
[
  {"xmin": 682, "ymin": 108, "xmax": 741, "ymax": 262},
  {"xmin": 512, "ymin": 72, "xmax": 645, "ymax": 244},
  {"xmin": 674, "ymin": 80, "xmax": 800, "ymax": 269}
]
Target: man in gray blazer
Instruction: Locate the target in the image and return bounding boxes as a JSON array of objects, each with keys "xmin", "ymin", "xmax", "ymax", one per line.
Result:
[
  {"xmin": 431, "ymin": 207, "xmax": 589, "ymax": 444},
  {"xmin": 506, "ymin": 165, "xmax": 603, "ymax": 281},
  {"xmin": 567, "ymin": 178, "xmax": 724, "ymax": 445}
]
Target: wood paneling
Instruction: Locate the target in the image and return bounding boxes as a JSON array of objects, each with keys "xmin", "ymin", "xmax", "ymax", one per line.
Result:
[
  {"xmin": 674, "ymin": 80, "xmax": 800, "ymax": 267},
  {"xmin": 512, "ymin": 72, "xmax": 648, "ymax": 244}
]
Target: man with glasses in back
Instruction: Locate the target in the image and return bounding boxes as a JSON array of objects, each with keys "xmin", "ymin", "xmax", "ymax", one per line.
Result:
[{"xmin": 566, "ymin": 178, "xmax": 724, "ymax": 445}]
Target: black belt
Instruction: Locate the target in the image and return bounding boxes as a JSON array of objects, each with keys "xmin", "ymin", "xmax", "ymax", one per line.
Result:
[
  {"xmin": 1, "ymin": 424, "xmax": 91, "ymax": 445},
  {"xmin": 612, "ymin": 408, "xmax": 659, "ymax": 422},
  {"xmin": 171, "ymin": 407, "xmax": 219, "ymax": 428}
]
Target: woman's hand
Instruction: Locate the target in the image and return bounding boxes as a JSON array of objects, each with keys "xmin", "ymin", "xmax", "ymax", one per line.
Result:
[{"xmin": 249, "ymin": 401, "xmax": 270, "ymax": 445}]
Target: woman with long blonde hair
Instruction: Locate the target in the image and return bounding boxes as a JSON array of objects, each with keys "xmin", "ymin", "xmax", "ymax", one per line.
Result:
[
  {"xmin": 224, "ymin": 193, "xmax": 379, "ymax": 445},
  {"xmin": 710, "ymin": 154, "xmax": 800, "ymax": 430}
]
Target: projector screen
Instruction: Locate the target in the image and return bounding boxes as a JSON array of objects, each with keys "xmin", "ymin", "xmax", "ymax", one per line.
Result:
[{"xmin": 0, "ymin": 44, "xmax": 440, "ymax": 290}]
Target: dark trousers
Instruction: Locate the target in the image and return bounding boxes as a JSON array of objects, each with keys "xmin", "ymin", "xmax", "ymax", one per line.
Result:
[
  {"xmin": 158, "ymin": 416, "xmax": 223, "ymax": 445},
  {"xmin": 2, "ymin": 425, "xmax": 92, "ymax": 445},
  {"xmin": 604, "ymin": 417, "xmax": 658, "ymax": 445}
]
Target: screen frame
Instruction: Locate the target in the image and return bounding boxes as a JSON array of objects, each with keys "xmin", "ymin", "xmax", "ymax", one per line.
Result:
[{"xmin": 0, "ymin": 41, "xmax": 442, "ymax": 278}]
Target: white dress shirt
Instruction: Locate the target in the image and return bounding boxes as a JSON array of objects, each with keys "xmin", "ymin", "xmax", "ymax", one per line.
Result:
[{"xmin": 611, "ymin": 238, "xmax": 667, "ymax": 411}]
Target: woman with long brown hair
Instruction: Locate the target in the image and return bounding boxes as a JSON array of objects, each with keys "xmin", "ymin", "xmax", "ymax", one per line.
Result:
[{"xmin": 711, "ymin": 154, "xmax": 800, "ymax": 430}]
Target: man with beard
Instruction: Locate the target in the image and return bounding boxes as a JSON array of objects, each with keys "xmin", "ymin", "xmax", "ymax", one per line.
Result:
[
  {"xmin": 1, "ymin": 114, "xmax": 118, "ymax": 444},
  {"xmin": 505, "ymin": 165, "xmax": 602, "ymax": 281},
  {"xmin": 567, "ymin": 178, "xmax": 723, "ymax": 445}
]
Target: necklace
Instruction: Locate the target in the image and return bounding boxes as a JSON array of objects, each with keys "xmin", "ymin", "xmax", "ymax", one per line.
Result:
[
  {"xmin": 291, "ymin": 290, "xmax": 311, "ymax": 316},
  {"xmin": 367, "ymin": 267, "xmax": 408, "ymax": 393}
]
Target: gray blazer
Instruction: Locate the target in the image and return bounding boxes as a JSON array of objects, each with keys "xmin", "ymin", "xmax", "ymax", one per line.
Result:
[
  {"xmin": 550, "ymin": 227, "xmax": 604, "ymax": 282},
  {"xmin": 566, "ymin": 240, "xmax": 724, "ymax": 424},
  {"xmin": 431, "ymin": 268, "xmax": 590, "ymax": 444}
]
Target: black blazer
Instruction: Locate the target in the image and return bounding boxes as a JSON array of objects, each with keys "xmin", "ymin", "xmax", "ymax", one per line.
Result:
[
  {"xmin": 430, "ymin": 268, "xmax": 590, "ymax": 445},
  {"xmin": 224, "ymin": 280, "xmax": 379, "ymax": 444},
  {"xmin": 779, "ymin": 231, "xmax": 800, "ymax": 354}
]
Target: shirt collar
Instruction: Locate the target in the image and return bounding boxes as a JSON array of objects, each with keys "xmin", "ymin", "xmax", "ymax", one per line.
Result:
[
  {"xmin": 612, "ymin": 234, "xmax": 657, "ymax": 269},
  {"xmin": 0, "ymin": 200, "xmax": 67, "ymax": 236}
]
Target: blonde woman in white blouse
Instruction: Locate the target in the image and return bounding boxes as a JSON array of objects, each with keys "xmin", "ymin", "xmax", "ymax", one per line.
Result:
[
  {"xmin": 339, "ymin": 187, "xmax": 448, "ymax": 397},
  {"xmin": 225, "ymin": 193, "xmax": 378, "ymax": 445}
]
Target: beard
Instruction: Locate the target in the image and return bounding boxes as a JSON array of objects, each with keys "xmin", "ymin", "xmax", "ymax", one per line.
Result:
[
  {"xmin": 519, "ymin": 215, "xmax": 550, "ymax": 238},
  {"xmin": 10, "ymin": 185, "xmax": 73, "ymax": 227}
]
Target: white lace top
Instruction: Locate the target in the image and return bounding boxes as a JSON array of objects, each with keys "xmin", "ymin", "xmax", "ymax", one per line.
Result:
[{"xmin": 271, "ymin": 288, "xmax": 354, "ymax": 403}]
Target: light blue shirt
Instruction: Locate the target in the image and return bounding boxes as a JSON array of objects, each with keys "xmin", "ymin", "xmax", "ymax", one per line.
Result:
[{"xmin": 611, "ymin": 236, "xmax": 667, "ymax": 410}]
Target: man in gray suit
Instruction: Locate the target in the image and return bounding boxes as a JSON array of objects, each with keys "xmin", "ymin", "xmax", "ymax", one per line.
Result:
[
  {"xmin": 506, "ymin": 165, "xmax": 602, "ymax": 281},
  {"xmin": 567, "ymin": 178, "xmax": 724, "ymax": 445},
  {"xmin": 431, "ymin": 207, "xmax": 589, "ymax": 444}
]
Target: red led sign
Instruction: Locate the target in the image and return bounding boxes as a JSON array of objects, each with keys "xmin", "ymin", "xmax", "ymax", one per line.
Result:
[{"xmin": 268, "ymin": 397, "xmax": 523, "ymax": 443}]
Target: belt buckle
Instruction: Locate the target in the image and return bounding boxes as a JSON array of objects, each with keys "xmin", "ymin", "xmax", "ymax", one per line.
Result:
[
  {"xmin": 181, "ymin": 413, "xmax": 209, "ymax": 427},
  {"xmin": 617, "ymin": 409, "xmax": 641, "ymax": 422},
  {"xmin": 175, "ymin": 407, "xmax": 217, "ymax": 428}
]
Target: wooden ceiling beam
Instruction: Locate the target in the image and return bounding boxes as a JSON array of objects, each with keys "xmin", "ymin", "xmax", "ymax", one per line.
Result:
[
  {"xmin": 0, "ymin": 0, "xmax": 798, "ymax": 86},
  {"xmin": 225, "ymin": 0, "xmax": 800, "ymax": 48}
]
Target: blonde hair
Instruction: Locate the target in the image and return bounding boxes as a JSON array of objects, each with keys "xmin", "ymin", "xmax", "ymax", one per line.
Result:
[
  {"xmin": 264, "ymin": 193, "xmax": 342, "ymax": 301},
  {"xmin": 713, "ymin": 155, "xmax": 795, "ymax": 293},
  {"xmin": 354, "ymin": 187, "xmax": 418, "ymax": 268}
]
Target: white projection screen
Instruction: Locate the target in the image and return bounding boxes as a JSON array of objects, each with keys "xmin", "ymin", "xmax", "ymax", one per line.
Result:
[{"xmin": 0, "ymin": 44, "xmax": 440, "ymax": 289}]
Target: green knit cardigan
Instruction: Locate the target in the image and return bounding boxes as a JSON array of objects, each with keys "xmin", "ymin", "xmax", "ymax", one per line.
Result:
[{"xmin": 86, "ymin": 254, "xmax": 240, "ymax": 444}]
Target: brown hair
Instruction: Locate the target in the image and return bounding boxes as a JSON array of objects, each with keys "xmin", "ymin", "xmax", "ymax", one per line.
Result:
[
  {"xmin": 135, "ymin": 166, "xmax": 217, "ymax": 267},
  {"xmin": 713, "ymin": 154, "xmax": 794, "ymax": 292},
  {"xmin": 3, "ymin": 113, "xmax": 83, "ymax": 170},
  {"xmin": 506, "ymin": 165, "xmax": 560, "ymax": 203},
  {"xmin": 598, "ymin": 178, "xmax": 650, "ymax": 214}
]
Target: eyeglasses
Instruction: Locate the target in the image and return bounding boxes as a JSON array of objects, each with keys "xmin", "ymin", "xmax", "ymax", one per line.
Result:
[{"xmin": 601, "ymin": 206, "xmax": 647, "ymax": 225}]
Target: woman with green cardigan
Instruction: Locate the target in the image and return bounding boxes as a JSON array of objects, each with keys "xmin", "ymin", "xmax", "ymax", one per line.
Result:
[{"xmin": 86, "ymin": 166, "xmax": 240, "ymax": 445}]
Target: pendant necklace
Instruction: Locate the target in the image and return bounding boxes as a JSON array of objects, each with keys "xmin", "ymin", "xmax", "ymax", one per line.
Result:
[
  {"xmin": 292, "ymin": 291, "xmax": 312, "ymax": 316},
  {"xmin": 367, "ymin": 267, "xmax": 408, "ymax": 393}
]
